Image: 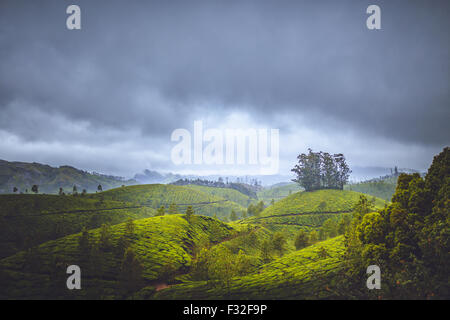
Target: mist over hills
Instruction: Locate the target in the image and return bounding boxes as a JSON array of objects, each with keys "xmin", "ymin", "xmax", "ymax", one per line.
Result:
[
  {"xmin": 0, "ymin": 158, "xmax": 422, "ymax": 195},
  {"xmin": 0, "ymin": 160, "xmax": 137, "ymax": 194}
]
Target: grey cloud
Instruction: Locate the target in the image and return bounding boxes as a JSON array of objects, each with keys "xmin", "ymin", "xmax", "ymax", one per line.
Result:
[{"xmin": 0, "ymin": 0, "xmax": 448, "ymax": 175}]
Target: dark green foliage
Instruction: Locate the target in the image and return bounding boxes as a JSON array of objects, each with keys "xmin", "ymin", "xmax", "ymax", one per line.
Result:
[
  {"xmin": 247, "ymin": 201, "xmax": 264, "ymax": 217},
  {"xmin": 168, "ymin": 203, "xmax": 178, "ymax": 215},
  {"xmin": 260, "ymin": 239, "xmax": 273, "ymax": 263},
  {"xmin": 99, "ymin": 224, "xmax": 113, "ymax": 251},
  {"xmin": 229, "ymin": 210, "xmax": 237, "ymax": 221},
  {"xmin": 0, "ymin": 215, "xmax": 236, "ymax": 299},
  {"xmin": 155, "ymin": 237, "xmax": 345, "ymax": 300},
  {"xmin": 156, "ymin": 206, "xmax": 166, "ymax": 216},
  {"xmin": 119, "ymin": 247, "xmax": 144, "ymax": 294},
  {"xmin": 294, "ymin": 230, "xmax": 309, "ymax": 250},
  {"xmin": 291, "ymin": 149, "xmax": 351, "ymax": 191},
  {"xmin": 272, "ymin": 232, "xmax": 287, "ymax": 256},
  {"xmin": 340, "ymin": 147, "xmax": 449, "ymax": 299},
  {"xmin": 185, "ymin": 205, "xmax": 194, "ymax": 222}
]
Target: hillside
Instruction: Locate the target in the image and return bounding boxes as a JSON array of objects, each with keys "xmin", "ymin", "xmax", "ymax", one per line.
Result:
[
  {"xmin": 240, "ymin": 189, "xmax": 386, "ymax": 245},
  {"xmin": 257, "ymin": 183, "xmax": 303, "ymax": 204},
  {"xmin": 0, "ymin": 194, "xmax": 155, "ymax": 259},
  {"xmin": 153, "ymin": 236, "xmax": 345, "ymax": 300},
  {"xmin": 345, "ymin": 175, "xmax": 398, "ymax": 201},
  {"xmin": 184, "ymin": 185, "xmax": 254, "ymax": 207},
  {"xmin": 0, "ymin": 214, "xmax": 236, "ymax": 299},
  {"xmin": 93, "ymin": 184, "xmax": 246, "ymax": 218},
  {"xmin": 258, "ymin": 189, "xmax": 386, "ymax": 217},
  {"xmin": 0, "ymin": 160, "xmax": 136, "ymax": 194}
]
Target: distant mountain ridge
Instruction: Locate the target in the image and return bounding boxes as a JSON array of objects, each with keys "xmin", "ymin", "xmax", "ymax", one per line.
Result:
[{"xmin": 0, "ymin": 159, "xmax": 137, "ymax": 194}]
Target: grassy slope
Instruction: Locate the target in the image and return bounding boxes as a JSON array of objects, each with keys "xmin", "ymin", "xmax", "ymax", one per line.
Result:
[
  {"xmin": 184, "ymin": 185, "xmax": 254, "ymax": 207},
  {"xmin": 0, "ymin": 160, "xmax": 135, "ymax": 194},
  {"xmin": 93, "ymin": 184, "xmax": 246, "ymax": 218},
  {"xmin": 257, "ymin": 183, "xmax": 303, "ymax": 204},
  {"xmin": 0, "ymin": 194, "xmax": 155, "ymax": 259},
  {"xmin": 0, "ymin": 215, "xmax": 236, "ymax": 299},
  {"xmin": 242, "ymin": 189, "xmax": 386, "ymax": 245},
  {"xmin": 154, "ymin": 236, "xmax": 345, "ymax": 300},
  {"xmin": 345, "ymin": 176, "xmax": 397, "ymax": 201},
  {"xmin": 258, "ymin": 189, "xmax": 387, "ymax": 217}
]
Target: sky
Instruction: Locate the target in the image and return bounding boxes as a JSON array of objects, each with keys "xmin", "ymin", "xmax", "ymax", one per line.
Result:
[{"xmin": 0, "ymin": 0, "xmax": 449, "ymax": 179}]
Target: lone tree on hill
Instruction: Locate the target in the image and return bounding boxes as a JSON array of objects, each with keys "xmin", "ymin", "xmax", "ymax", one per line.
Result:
[
  {"xmin": 168, "ymin": 203, "xmax": 178, "ymax": 215},
  {"xmin": 185, "ymin": 205, "xmax": 194, "ymax": 222},
  {"xmin": 291, "ymin": 149, "xmax": 351, "ymax": 191},
  {"xmin": 294, "ymin": 230, "xmax": 309, "ymax": 250},
  {"xmin": 156, "ymin": 206, "xmax": 165, "ymax": 216},
  {"xmin": 31, "ymin": 185, "xmax": 39, "ymax": 194}
]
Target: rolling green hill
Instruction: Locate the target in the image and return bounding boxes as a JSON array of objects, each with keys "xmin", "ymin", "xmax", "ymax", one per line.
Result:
[
  {"xmin": 0, "ymin": 194, "xmax": 155, "ymax": 259},
  {"xmin": 184, "ymin": 185, "xmax": 254, "ymax": 207},
  {"xmin": 0, "ymin": 160, "xmax": 136, "ymax": 194},
  {"xmin": 258, "ymin": 189, "xmax": 386, "ymax": 217},
  {"xmin": 153, "ymin": 236, "xmax": 345, "ymax": 300},
  {"xmin": 93, "ymin": 184, "xmax": 246, "ymax": 218},
  {"xmin": 257, "ymin": 183, "xmax": 303, "ymax": 204},
  {"xmin": 345, "ymin": 175, "xmax": 398, "ymax": 201},
  {"xmin": 240, "ymin": 189, "xmax": 386, "ymax": 246},
  {"xmin": 0, "ymin": 214, "xmax": 236, "ymax": 299}
]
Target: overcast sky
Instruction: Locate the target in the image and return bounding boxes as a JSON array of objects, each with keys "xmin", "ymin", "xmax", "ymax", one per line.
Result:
[{"xmin": 0, "ymin": 0, "xmax": 449, "ymax": 178}]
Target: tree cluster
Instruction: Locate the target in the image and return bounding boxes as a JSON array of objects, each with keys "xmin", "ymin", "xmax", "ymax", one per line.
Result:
[
  {"xmin": 341, "ymin": 147, "xmax": 449, "ymax": 299},
  {"xmin": 291, "ymin": 149, "xmax": 351, "ymax": 191}
]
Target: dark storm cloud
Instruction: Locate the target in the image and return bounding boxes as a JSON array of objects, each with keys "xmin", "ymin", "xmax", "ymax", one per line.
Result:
[{"xmin": 0, "ymin": 0, "xmax": 448, "ymax": 175}]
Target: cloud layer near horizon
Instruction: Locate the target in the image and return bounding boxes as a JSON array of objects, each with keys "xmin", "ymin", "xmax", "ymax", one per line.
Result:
[{"xmin": 0, "ymin": 0, "xmax": 449, "ymax": 177}]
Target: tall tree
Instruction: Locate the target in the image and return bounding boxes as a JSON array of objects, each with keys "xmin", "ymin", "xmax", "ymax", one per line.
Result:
[
  {"xmin": 31, "ymin": 185, "xmax": 39, "ymax": 194},
  {"xmin": 185, "ymin": 206, "xmax": 194, "ymax": 222}
]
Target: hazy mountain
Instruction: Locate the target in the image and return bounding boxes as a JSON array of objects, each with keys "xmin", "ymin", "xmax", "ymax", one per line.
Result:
[
  {"xmin": 0, "ymin": 160, "xmax": 137, "ymax": 194},
  {"xmin": 134, "ymin": 169, "xmax": 293, "ymax": 186}
]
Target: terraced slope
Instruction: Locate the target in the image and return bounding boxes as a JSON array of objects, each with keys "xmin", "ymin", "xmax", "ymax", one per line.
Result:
[
  {"xmin": 0, "ymin": 215, "xmax": 236, "ymax": 299},
  {"xmin": 240, "ymin": 190, "xmax": 386, "ymax": 244},
  {"xmin": 259, "ymin": 189, "xmax": 386, "ymax": 217},
  {"xmin": 184, "ymin": 185, "xmax": 254, "ymax": 207},
  {"xmin": 92, "ymin": 184, "xmax": 245, "ymax": 218},
  {"xmin": 154, "ymin": 236, "xmax": 345, "ymax": 300},
  {"xmin": 0, "ymin": 194, "xmax": 155, "ymax": 259},
  {"xmin": 257, "ymin": 183, "xmax": 303, "ymax": 203}
]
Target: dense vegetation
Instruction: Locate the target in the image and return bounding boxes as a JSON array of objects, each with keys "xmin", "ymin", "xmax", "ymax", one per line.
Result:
[
  {"xmin": 154, "ymin": 237, "xmax": 345, "ymax": 299},
  {"xmin": 0, "ymin": 215, "xmax": 236, "ymax": 299},
  {"xmin": 0, "ymin": 148, "xmax": 447, "ymax": 300},
  {"xmin": 338, "ymin": 147, "xmax": 449, "ymax": 299}
]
